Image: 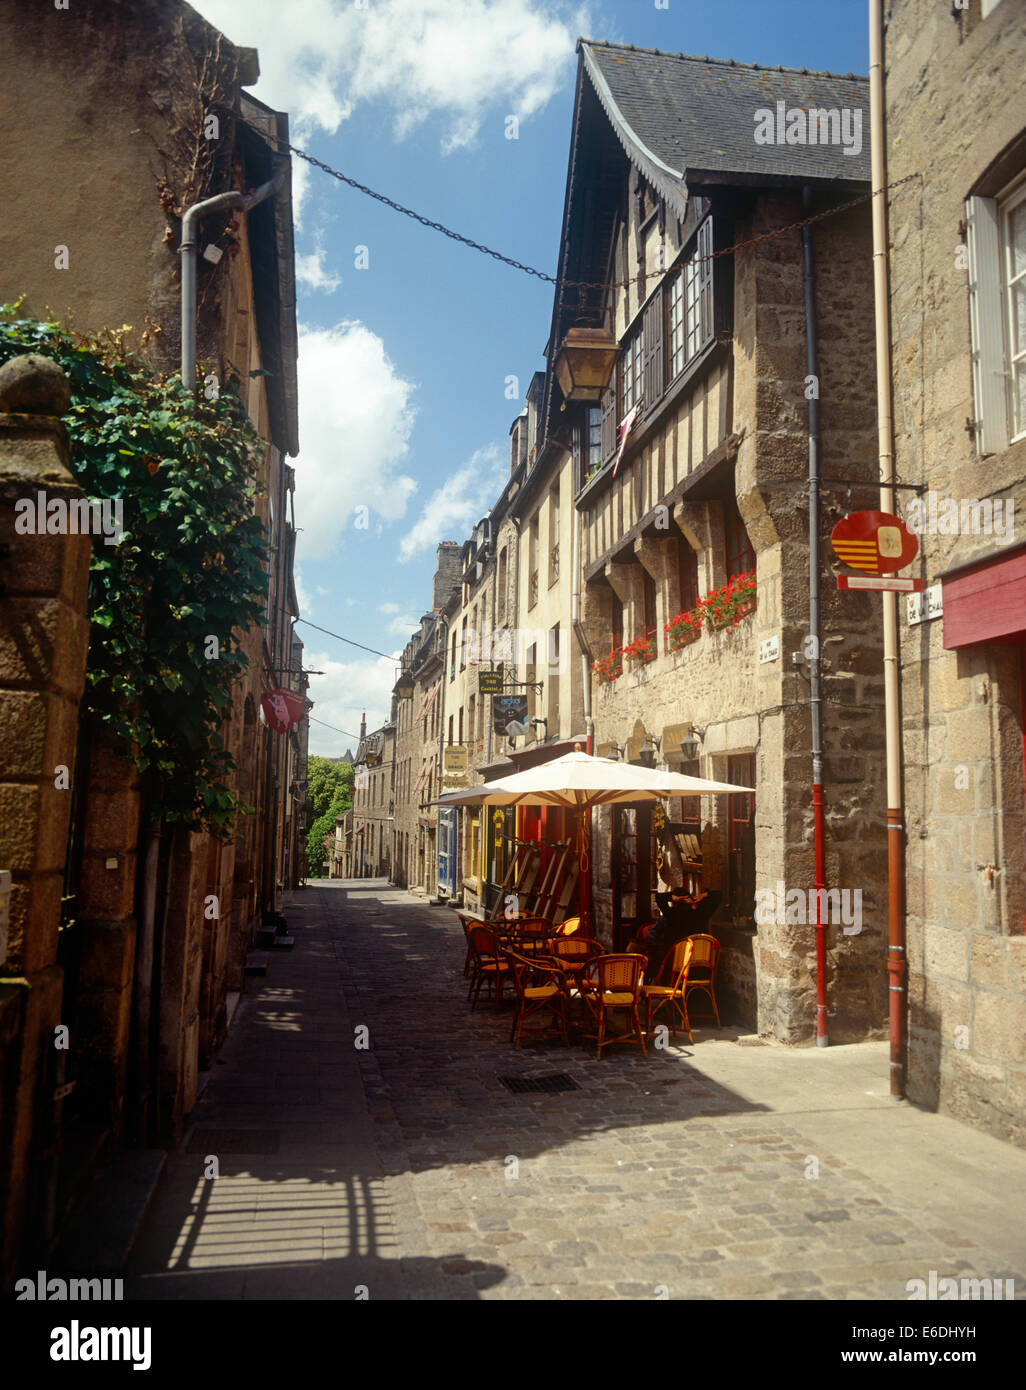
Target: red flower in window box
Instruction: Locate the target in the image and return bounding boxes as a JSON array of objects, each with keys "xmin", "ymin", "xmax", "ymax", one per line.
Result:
[
  {"xmin": 664, "ymin": 607, "xmax": 704, "ymax": 650},
  {"xmin": 622, "ymin": 633, "xmax": 657, "ymax": 665},
  {"xmin": 704, "ymin": 571, "xmax": 757, "ymax": 629}
]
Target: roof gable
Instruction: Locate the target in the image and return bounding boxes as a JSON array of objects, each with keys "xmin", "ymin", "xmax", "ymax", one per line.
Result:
[{"xmin": 581, "ymin": 41, "xmax": 870, "ymax": 204}]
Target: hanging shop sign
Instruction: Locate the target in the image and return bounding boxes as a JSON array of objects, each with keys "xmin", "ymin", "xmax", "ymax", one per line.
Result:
[
  {"xmin": 442, "ymin": 745, "xmax": 469, "ymax": 786},
  {"xmin": 492, "ymin": 694, "xmax": 528, "ymax": 736},
  {"xmin": 831, "ymin": 510, "xmax": 919, "ymax": 575},
  {"xmin": 478, "ymin": 669, "xmax": 504, "ymax": 695},
  {"xmin": 261, "ymin": 687, "xmax": 307, "ymax": 733}
]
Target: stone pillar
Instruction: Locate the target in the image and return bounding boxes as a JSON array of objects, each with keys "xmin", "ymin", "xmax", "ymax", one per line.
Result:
[
  {"xmin": 0, "ymin": 355, "xmax": 90, "ymax": 1285},
  {"xmin": 605, "ymin": 559, "xmax": 646, "ymax": 641}
]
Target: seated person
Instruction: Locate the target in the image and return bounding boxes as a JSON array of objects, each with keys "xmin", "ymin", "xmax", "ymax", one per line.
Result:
[{"xmin": 636, "ymin": 886, "xmax": 723, "ymax": 979}]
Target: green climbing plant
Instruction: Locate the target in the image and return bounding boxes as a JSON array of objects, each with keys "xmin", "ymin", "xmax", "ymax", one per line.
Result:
[{"xmin": 0, "ymin": 308, "xmax": 269, "ymax": 835}]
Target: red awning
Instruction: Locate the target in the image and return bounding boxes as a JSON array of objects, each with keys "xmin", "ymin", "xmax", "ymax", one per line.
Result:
[{"xmin": 942, "ymin": 546, "xmax": 1026, "ymax": 648}]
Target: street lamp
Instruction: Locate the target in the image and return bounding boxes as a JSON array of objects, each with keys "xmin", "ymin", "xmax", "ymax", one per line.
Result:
[
  {"xmin": 553, "ymin": 326, "xmax": 618, "ymax": 403},
  {"xmin": 680, "ymin": 726, "xmax": 706, "ymax": 762}
]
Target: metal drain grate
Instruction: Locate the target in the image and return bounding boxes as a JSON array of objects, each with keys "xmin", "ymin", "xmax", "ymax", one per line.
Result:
[
  {"xmin": 186, "ymin": 1128, "xmax": 281, "ymax": 1154},
  {"xmin": 498, "ymin": 1073, "xmax": 582, "ymax": 1095}
]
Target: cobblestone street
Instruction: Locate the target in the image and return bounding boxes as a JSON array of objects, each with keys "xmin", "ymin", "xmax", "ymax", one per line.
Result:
[{"xmin": 129, "ymin": 881, "xmax": 1026, "ymax": 1301}]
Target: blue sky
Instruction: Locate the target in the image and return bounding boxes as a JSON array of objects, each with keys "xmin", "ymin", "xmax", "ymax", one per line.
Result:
[{"xmin": 193, "ymin": 0, "xmax": 869, "ymax": 756}]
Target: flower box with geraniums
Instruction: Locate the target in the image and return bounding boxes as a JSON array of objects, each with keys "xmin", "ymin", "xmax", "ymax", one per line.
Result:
[
  {"xmin": 593, "ymin": 650, "xmax": 623, "ymax": 685},
  {"xmin": 664, "ymin": 607, "xmax": 703, "ymax": 652},
  {"xmin": 621, "ymin": 633, "xmax": 657, "ymax": 667},
  {"xmin": 704, "ymin": 571, "xmax": 757, "ymax": 630}
]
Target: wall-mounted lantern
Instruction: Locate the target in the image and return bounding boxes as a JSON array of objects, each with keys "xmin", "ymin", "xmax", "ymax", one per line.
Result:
[
  {"xmin": 680, "ymin": 726, "xmax": 706, "ymax": 762},
  {"xmin": 553, "ymin": 326, "xmax": 618, "ymax": 403}
]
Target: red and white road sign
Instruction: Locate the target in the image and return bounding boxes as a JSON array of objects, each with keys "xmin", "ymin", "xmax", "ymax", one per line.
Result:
[
  {"xmin": 831, "ymin": 510, "xmax": 919, "ymax": 575},
  {"xmin": 837, "ymin": 574, "xmax": 924, "ymax": 593}
]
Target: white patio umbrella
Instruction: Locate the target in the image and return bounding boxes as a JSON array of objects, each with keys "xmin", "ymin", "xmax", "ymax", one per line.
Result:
[
  {"xmin": 430, "ymin": 750, "xmax": 752, "ymax": 928},
  {"xmin": 453, "ymin": 749, "xmax": 752, "ymax": 808}
]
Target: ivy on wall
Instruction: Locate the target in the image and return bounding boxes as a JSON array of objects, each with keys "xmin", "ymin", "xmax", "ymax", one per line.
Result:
[{"xmin": 0, "ymin": 310, "xmax": 269, "ymax": 835}]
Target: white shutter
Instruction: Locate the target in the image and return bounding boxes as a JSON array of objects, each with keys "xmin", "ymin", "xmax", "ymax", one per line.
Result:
[{"xmin": 966, "ymin": 195, "xmax": 1009, "ymax": 455}]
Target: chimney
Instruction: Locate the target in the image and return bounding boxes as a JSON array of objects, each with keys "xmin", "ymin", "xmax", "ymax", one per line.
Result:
[
  {"xmin": 432, "ymin": 541, "xmax": 462, "ymax": 609},
  {"xmin": 359, "ymin": 711, "xmax": 366, "ymax": 742}
]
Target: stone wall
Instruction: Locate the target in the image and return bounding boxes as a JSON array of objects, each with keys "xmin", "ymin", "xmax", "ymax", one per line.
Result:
[
  {"xmin": 886, "ymin": 0, "xmax": 1026, "ymax": 1144},
  {"xmin": 0, "ymin": 360, "xmax": 91, "ymax": 1287}
]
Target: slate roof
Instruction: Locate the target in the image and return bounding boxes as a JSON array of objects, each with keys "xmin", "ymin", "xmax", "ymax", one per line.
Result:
[{"xmin": 581, "ymin": 41, "xmax": 870, "ymax": 203}]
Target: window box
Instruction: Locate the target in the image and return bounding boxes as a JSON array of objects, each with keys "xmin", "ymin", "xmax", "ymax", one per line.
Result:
[
  {"xmin": 704, "ymin": 572, "xmax": 757, "ymax": 629},
  {"xmin": 593, "ymin": 649, "xmax": 624, "ymax": 684},
  {"xmin": 622, "ymin": 634, "xmax": 657, "ymax": 665},
  {"xmin": 665, "ymin": 613, "xmax": 703, "ymax": 650}
]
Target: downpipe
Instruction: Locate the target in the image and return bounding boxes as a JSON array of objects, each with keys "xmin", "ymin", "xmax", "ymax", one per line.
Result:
[
  {"xmin": 870, "ymin": 0, "xmax": 907, "ymax": 1099},
  {"xmin": 570, "ymin": 489, "xmax": 594, "ymax": 927},
  {"xmin": 180, "ymin": 166, "xmax": 286, "ymax": 391}
]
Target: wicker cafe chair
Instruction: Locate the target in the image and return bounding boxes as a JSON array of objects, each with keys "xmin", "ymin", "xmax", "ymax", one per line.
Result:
[
  {"xmin": 467, "ymin": 925, "xmax": 511, "ymax": 1013},
  {"xmin": 457, "ymin": 912, "xmax": 484, "ymax": 978},
  {"xmin": 643, "ymin": 938, "xmax": 694, "ymax": 1045},
  {"xmin": 681, "ymin": 933, "xmax": 722, "ymax": 1028},
  {"xmin": 548, "ymin": 935, "xmax": 604, "ymax": 977},
  {"xmin": 580, "ymin": 953, "xmax": 648, "ymax": 1060},
  {"xmin": 551, "ymin": 915, "xmax": 582, "ymax": 938},
  {"xmin": 503, "ymin": 949, "xmax": 570, "ymax": 1051}
]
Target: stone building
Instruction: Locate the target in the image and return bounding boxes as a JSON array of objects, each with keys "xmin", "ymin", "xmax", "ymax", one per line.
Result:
[
  {"xmin": 0, "ymin": 0, "xmax": 302, "ymax": 1285},
  {"xmin": 885, "ymin": 0, "xmax": 1026, "ymax": 1144},
  {"xmin": 529, "ymin": 41, "xmax": 888, "ymax": 1040},
  {"xmin": 439, "ymin": 399, "xmax": 533, "ymax": 914},
  {"xmin": 392, "ymin": 544, "xmax": 460, "ymax": 893},
  {"xmin": 351, "ymin": 716, "xmax": 396, "ymax": 879}
]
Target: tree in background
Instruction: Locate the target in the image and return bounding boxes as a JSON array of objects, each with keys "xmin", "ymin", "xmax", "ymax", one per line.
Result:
[{"xmin": 306, "ymin": 755, "xmax": 354, "ymax": 876}]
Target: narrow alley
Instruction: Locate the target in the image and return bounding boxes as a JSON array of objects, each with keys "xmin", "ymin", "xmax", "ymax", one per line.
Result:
[{"xmin": 127, "ymin": 883, "xmax": 1026, "ymax": 1301}]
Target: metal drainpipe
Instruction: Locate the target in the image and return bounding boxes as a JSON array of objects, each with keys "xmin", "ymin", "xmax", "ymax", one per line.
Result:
[
  {"xmin": 570, "ymin": 479, "xmax": 594, "ymax": 929},
  {"xmin": 870, "ymin": 0, "xmax": 907, "ymax": 1100},
  {"xmin": 802, "ymin": 185, "xmax": 828, "ymax": 1047},
  {"xmin": 180, "ymin": 167, "xmax": 285, "ymax": 391}
]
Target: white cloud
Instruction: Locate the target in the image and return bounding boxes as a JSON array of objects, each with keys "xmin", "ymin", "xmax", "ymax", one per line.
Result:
[
  {"xmin": 293, "ymin": 565, "xmax": 314, "ymax": 615},
  {"xmin": 193, "ymin": 0, "xmax": 581, "ymax": 151},
  {"xmin": 305, "ymin": 649, "xmax": 399, "ymax": 754},
  {"xmin": 397, "ymin": 444, "xmax": 504, "ymax": 562},
  {"xmin": 387, "ymin": 614, "xmax": 419, "ymax": 637},
  {"xmin": 294, "ymin": 321, "xmax": 418, "ymax": 558},
  {"xmin": 295, "ymin": 243, "xmax": 342, "ymax": 294},
  {"xmin": 378, "ymin": 601, "xmax": 401, "ymax": 614}
]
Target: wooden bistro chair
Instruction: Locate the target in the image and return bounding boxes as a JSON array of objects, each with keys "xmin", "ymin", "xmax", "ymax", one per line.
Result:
[
  {"xmin": 580, "ymin": 953, "xmax": 648, "ymax": 1060},
  {"xmin": 642, "ymin": 937, "xmax": 694, "ymax": 1045},
  {"xmin": 681, "ymin": 933, "xmax": 722, "ymax": 1029},
  {"xmin": 503, "ymin": 949, "xmax": 570, "ymax": 1051},
  {"xmin": 467, "ymin": 925, "xmax": 512, "ymax": 1013}
]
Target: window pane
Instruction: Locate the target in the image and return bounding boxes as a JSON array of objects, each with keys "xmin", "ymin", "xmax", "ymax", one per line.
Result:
[
  {"xmin": 1010, "ymin": 199, "xmax": 1026, "ymax": 280},
  {"xmin": 1012, "ymin": 280, "xmax": 1026, "ymax": 356},
  {"xmin": 1013, "ymin": 363, "xmax": 1026, "ymax": 439}
]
